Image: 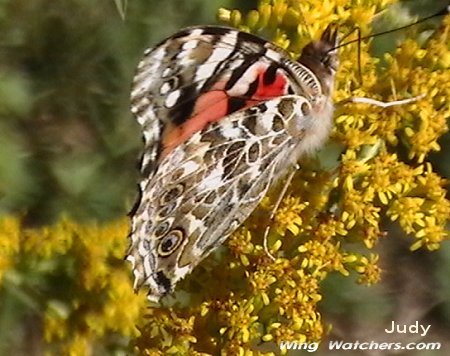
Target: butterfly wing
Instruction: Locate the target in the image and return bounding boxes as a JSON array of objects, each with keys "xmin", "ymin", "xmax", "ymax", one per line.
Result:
[
  {"xmin": 127, "ymin": 94, "xmax": 333, "ymax": 300},
  {"xmin": 130, "ymin": 26, "xmax": 319, "ymax": 178},
  {"xmin": 127, "ymin": 25, "xmax": 338, "ymax": 300}
]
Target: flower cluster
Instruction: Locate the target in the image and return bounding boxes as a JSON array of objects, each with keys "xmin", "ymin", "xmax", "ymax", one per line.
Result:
[
  {"xmin": 0, "ymin": 0, "xmax": 448, "ymax": 355},
  {"xmin": 0, "ymin": 216, "xmax": 148, "ymax": 354},
  {"xmin": 133, "ymin": 0, "xmax": 448, "ymax": 353},
  {"xmin": 136, "ymin": 0, "xmax": 450, "ymax": 354}
]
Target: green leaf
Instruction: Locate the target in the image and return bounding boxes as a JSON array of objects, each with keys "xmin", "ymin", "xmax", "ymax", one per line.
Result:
[{"xmin": 114, "ymin": 0, "xmax": 127, "ymax": 20}]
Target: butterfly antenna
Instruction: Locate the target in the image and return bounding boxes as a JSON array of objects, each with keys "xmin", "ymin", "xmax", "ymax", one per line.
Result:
[
  {"xmin": 337, "ymin": 26, "xmax": 364, "ymax": 83},
  {"xmin": 336, "ymin": 5, "xmax": 450, "ymax": 50}
]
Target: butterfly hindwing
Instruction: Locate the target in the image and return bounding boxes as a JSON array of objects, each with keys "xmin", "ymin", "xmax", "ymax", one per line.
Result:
[{"xmin": 128, "ymin": 95, "xmax": 318, "ymax": 298}]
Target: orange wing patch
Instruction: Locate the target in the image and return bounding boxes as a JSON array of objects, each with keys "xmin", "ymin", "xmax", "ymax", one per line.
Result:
[{"xmin": 160, "ymin": 66, "xmax": 289, "ymax": 159}]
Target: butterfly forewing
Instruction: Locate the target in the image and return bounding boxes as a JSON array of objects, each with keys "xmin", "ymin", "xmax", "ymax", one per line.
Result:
[
  {"xmin": 127, "ymin": 25, "xmax": 339, "ymax": 301},
  {"xmin": 130, "ymin": 27, "xmax": 268, "ymax": 176}
]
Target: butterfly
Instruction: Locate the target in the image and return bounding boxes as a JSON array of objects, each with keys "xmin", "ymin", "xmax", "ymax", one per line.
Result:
[{"xmin": 126, "ymin": 25, "xmax": 339, "ymax": 301}]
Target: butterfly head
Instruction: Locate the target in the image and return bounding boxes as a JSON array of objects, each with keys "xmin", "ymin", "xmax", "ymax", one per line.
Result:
[{"xmin": 298, "ymin": 24, "xmax": 339, "ymax": 95}]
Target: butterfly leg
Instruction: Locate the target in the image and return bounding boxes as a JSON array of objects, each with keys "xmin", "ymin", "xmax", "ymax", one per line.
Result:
[{"xmin": 263, "ymin": 165, "xmax": 300, "ymax": 260}]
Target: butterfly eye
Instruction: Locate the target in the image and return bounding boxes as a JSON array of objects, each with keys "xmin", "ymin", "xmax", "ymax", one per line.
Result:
[
  {"xmin": 160, "ymin": 184, "xmax": 184, "ymax": 205},
  {"xmin": 320, "ymin": 56, "xmax": 329, "ymax": 66},
  {"xmin": 158, "ymin": 229, "xmax": 184, "ymax": 256},
  {"xmin": 321, "ymin": 54, "xmax": 337, "ymax": 71}
]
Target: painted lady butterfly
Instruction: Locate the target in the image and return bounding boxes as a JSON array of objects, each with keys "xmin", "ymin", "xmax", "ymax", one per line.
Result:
[{"xmin": 126, "ymin": 25, "xmax": 338, "ymax": 301}]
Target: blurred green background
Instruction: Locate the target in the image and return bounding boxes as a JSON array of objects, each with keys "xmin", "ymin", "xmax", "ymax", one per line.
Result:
[
  {"xmin": 0, "ymin": 0, "xmax": 245, "ymax": 225},
  {"xmin": 0, "ymin": 0, "xmax": 448, "ymax": 354},
  {"xmin": 0, "ymin": 0, "xmax": 448, "ymax": 225}
]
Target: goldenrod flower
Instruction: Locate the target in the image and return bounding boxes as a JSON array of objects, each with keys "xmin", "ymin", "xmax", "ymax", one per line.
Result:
[{"xmin": 1, "ymin": 0, "xmax": 448, "ymax": 354}]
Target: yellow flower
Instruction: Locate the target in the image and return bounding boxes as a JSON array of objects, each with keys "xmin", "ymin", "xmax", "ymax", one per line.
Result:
[
  {"xmin": 355, "ymin": 253, "xmax": 381, "ymax": 285},
  {"xmin": 274, "ymin": 196, "xmax": 308, "ymax": 235},
  {"xmin": 1, "ymin": 1, "xmax": 448, "ymax": 354},
  {"xmin": 0, "ymin": 217, "xmax": 20, "ymax": 284}
]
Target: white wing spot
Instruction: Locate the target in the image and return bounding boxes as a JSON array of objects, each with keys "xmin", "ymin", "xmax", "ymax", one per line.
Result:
[
  {"xmin": 136, "ymin": 106, "xmax": 157, "ymax": 126},
  {"xmin": 137, "ymin": 60, "xmax": 146, "ymax": 69},
  {"xmin": 143, "ymin": 130, "xmax": 156, "ymax": 145},
  {"xmin": 194, "ymin": 62, "xmax": 220, "ymax": 82},
  {"xmin": 173, "ymin": 264, "xmax": 191, "ymax": 282},
  {"xmin": 130, "ymin": 85, "xmax": 145, "ymax": 99},
  {"xmin": 197, "ymin": 167, "xmax": 223, "ymax": 191},
  {"xmin": 160, "ymin": 82, "xmax": 171, "ymax": 95},
  {"xmin": 208, "ymin": 47, "xmax": 232, "ymax": 63},
  {"xmin": 141, "ymin": 153, "xmax": 152, "ymax": 169},
  {"xmin": 191, "ymin": 31, "xmax": 237, "ymax": 82},
  {"xmin": 180, "ymin": 160, "xmax": 200, "ymax": 176},
  {"xmin": 265, "ymin": 49, "xmax": 281, "ymax": 62},
  {"xmin": 185, "ymin": 214, "xmax": 204, "ymax": 235},
  {"xmin": 134, "ymin": 74, "xmax": 157, "ymax": 96},
  {"xmin": 143, "ymin": 257, "xmax": 152, "ymax": 277},
  {"xmin": 182, "ymin": 40, "xmax": 199, "ymax": 51},
  {"xmin": 220, "ymin": 121, "xmax": 242, "ymax": 139},
  {"xmin": 138, "ymin": 240, "xmax": 149, "ymax": 256},
  {"xmin": 227, "ymin": 62, "xmax": 264, "ymax": 96},
  {"xmin": 165, "ymin": 90, "xmax": 180, "ymax": 108},
  {"xmin": 152, "ymin": 47, "xmax": 166, "ymax": 61},
  {"xmin": 207, "ymin": 31, "xmax": 237, "ymax": 63},
  {"xmin": 258, "ymin": 105, "xmax": 276, "ymax": 132},
  {"xmin": 189, "ymin": 29, "xmax": 204, "ymax": 38},
  {"xmin": 179, "ymin": 54, "xmax": 194, "ymax": 67}
]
